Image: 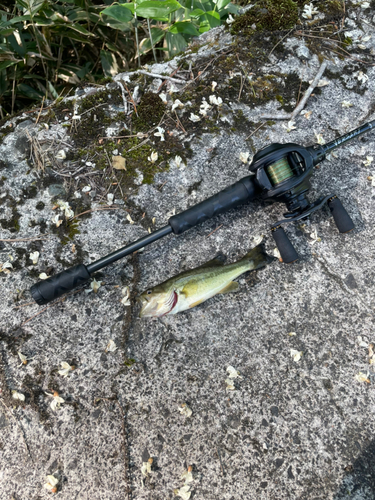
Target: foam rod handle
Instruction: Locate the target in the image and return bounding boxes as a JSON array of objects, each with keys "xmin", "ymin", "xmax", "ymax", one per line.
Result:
[
  {"xmin": 272, "ymin": 227, "xmax": 299, "ymax": 264},
  {"xmin": 30, "ymin": 264, "xmax": 91, "ymax": 305},
  {"xmin": 168, "ymin": 176, "xmax": 258, "ymax": 235},
  {"xmin": 328, "ymin": 196, "xmax": 355, "ymax": 233}
]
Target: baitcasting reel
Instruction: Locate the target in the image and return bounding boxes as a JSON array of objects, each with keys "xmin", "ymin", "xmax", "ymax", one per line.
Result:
[{"xmin": 30, "ymin": 119, "xmax": 375, "ymax": 305}]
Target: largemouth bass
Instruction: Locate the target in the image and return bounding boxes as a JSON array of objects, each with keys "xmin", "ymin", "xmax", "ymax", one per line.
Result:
[{"xmin": 139, "ymin": 244, "xmax": 270, "ymax": 317}]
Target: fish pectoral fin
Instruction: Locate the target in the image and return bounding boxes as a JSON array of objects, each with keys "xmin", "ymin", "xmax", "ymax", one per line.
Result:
[{"xmin": 218, "ymin": 281, "xmax": 239, "ymax": 295}]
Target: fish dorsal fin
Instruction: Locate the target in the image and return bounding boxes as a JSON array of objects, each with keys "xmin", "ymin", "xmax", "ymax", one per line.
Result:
[
  {"xmin": 217, "ymin": 281, "xmax": 239, "ymax": 295},
  {"xmin": 195, "ymin": 257, "xmax": 225, "ymax": 269}
]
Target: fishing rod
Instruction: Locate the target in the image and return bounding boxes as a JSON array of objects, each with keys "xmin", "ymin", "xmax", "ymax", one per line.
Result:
[{"xmin": 30, "ymin": 119, "xmax": 375, "ymax": 305}]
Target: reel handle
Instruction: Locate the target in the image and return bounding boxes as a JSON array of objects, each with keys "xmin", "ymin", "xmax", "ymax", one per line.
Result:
[
  {"xmin": 327, "ymin": 196, "xmax": 355, "ymax": 233},
  {"xmin": 272, "ymin": 227, "xmax": 299, "ymax": 264}
]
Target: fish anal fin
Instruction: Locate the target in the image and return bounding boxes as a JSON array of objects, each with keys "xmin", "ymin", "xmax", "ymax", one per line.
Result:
[{"xmin": 218, "ymin": 281, "xmax": 239, "ymax": 295}]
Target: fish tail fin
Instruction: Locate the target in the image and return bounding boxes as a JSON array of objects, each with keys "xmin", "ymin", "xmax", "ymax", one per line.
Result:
[{"xmin": 240, "ymin": 244, "xmax": 272, "ymax": 270}]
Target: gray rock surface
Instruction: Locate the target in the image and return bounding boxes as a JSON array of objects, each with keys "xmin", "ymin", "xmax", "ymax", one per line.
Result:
[{"xmin": 1, "ymin": 4, "xmax": 375, "ymax": 500}]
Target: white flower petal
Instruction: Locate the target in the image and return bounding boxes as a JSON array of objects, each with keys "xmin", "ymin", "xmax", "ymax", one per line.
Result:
[
  {"xmin": 105, "ymin": 339, "xmax": 117, "ymax": 352},
  {"xmin": 189, "ymin": 113, "xmax": 201, "ymax": 123},
  {"xmin": 29, "ymin": 251, "xmax": 39, "ymax": 265},
  {"xmin": 227, "ymin": 365, "xmax": 242, "ymax": 379},
  {"xmin": 178, "ymin": 404, "xmax": 192, "ymax": 417},
  {"xmin": 12, "ymin": 390, "xmax": 25, "ymax": 401},
  {"xmin": 290, "ymin": 349, "xmax": 303, "ymax": 362}
]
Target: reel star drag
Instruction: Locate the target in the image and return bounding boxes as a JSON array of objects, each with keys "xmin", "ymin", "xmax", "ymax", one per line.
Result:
[{"xmin": 31, "ymin": 119, "xmax": 374, "ymax": 305}]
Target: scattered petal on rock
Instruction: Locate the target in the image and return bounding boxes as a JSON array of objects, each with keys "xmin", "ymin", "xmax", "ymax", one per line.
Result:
[
  {"xmin": 178, "ymin": 403, "xmax": 192, "ymax": 417},
  {"xmin": 239, "ymin": 152, "xmax": 250, "ymax": 164},
  {"xmin": 363, "ymin": 156, "xmax": 373, "ymax": 167},
  {"xmin": 105, "ymin": 339, "xmax": 117, "ymax": 352},
  {"xmin": 55, "ymin": 150, "xmax": 66, "ymax": 160},
  {"xmin": 58, "ymin": 362, "xmax": 74, "ymax": 377},
  {"xmin": 18, "ymin": 352, "xmax": 28, "ymax": 365},
  {"xmin": 189, "ymin": 113, "xmax": 201, "ymax": 122},
  {"xmin": 341, "ymin": 100, "xmax": 353, "ymax": 108},
  {"xmin": 39, "ymin": 272, "xmax": 48, "ymax": 280},
  {"xmin": 290, "ymin": 349, "xmax": 303, "ymax": 362},
  {"xmin": 355, "ymin": 371, "xmax": 370, "ymax": 383},
  {"xmin": 283, "ymin": 120, "xmax": 296, "ymax": 132},
  {"xmin": 121, "ymin": 286, "xmax": 131, "ymax": 306},
  {"xmin": 154, "ymin": 127, "xmax": 165, "ymax": 141},
  {"xmin": 227, "ymin": 365, "xmax": 242, "ymax": 379},
  {"xmin": 148, "ymin": 151, "xmax": 158, "ymax": 163},
  {"xmin": 12, "ymin": 390, "xmax": 25, "ymax": 401},
  {"xmin": 30, "ymin": 251, "xmax": 40, "ymax": 265},
  {"xmin": 126, "ymin": 214, "xmax": 135, "ymax": 224},
  {"xmin": 174, "ymin": 485, "xmax": 191, "ymax": 500},
  {"xmin": 225, "ymin": 378, "xmax": 235, "ymax": 391},
  {"xmin": 107, "ymin": 193, "xmax": 114, "ymax": 205},
  {"xmin": 44, "ymin": 474, "xmax": 59, "ymax": 493}
]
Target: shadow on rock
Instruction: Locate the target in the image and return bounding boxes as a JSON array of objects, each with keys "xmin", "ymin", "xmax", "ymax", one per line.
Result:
[{"xmin": 334, "ymin": 439, "xmax": 375, "ymax": 500}]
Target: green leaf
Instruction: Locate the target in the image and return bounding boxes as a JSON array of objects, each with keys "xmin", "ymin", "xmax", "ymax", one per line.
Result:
[
  {"xmin": 205, "ymin": 10, "xmax": 220, "ymax": 26},
  {"xmin": 168, "ymin": 21, "xmax": 199, "ymax": 36},
  {"xmin": 101, "ymin": 4, "xmax": 134, "ymax": 23},
  {"xmin": 48, "ymin": 80, "xmax": 58, "ymax": 99},
  {"xmin": 100, "ymin": 49, "xmax": 119, "ymax": 77},
  {"xmin": 198, "ymin": 18, "xmax": 210, "ymax": 33},
  {"xmin": 138, "ymin": 27, "xmax": 165, "ymax": 55},
  {"xmin": 0, "ymin": 60, "xmax": 21, "ymax": 71},
  {"xmin": 223, "ymin": 2, "xmax": 239, "ymax": 14},
  {"xmin": 17, "ymin": 83, "xmax": 43, "ymax": 100},
  {"xmin": 216, "ymin": 0, "xmax": 230, "ymax": 10},
  {"xmin": 190, "ymin": 8, "xmax": 205, "ymax": 17},
  {"xmin": 135, "ymin": 0, "xmax": 183, "ymax": 20},
  {"xmin": 0, "ymin": 70, "xmax": 8, "ymax": 97},
  {"xmin": 165, "ymin": 31, "xmax": 187, "ymax": 57}
]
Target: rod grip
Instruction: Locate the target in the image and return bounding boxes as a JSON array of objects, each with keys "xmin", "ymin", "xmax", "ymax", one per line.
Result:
[
  {"xmin": 272, "ymin": 227, "xmax": 299, "ymax": 264},
  {"xmin": 168, "ymin": 176, "xmax": 258, "ymax": 235},
  {"xmin": 30, "ymin": 264, "xmax": 91, "ymax": 305},
  {"xmin": 327, "ymin": 196, "xmax": 355, "ymax": 233}
]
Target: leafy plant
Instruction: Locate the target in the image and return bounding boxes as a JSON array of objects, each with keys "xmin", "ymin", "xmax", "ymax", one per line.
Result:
[{"xmin": 0, "ymin": 0, "xmax": 238, "ymax": 115}]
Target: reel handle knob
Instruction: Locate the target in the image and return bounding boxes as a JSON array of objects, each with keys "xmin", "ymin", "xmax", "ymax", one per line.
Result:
[
  {"xmin": 272, "ymin": 227, "xmax": 299, "ymax": 264},
  {"xmin": 327, "ymin": 196, "xmax": 355, "ymax": 233}
]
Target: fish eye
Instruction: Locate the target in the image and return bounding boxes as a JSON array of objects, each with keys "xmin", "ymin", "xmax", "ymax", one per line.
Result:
[{"xmin": 147, "ymin": 290, "xmax": 152, "ymax": 295}]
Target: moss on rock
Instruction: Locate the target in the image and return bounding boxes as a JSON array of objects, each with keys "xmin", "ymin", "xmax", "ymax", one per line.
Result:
[{"xmin": 231, "ymin": 0, "xmax": 299, "ymax": 36}]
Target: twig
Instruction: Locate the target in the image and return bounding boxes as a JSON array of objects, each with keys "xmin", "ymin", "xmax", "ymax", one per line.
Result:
[
  {"xmin": 216, "ymin": 446, "xmax": 225, "ymax": 476},
  {"xmin": 117, "ymin": 81, "xmax": 128, "ymax": 114},
  {"xmin": 238, "ymin": 73, "xmax": 244, "ymax": 101},
  {"xmin": 157, "ymin": 66, "xmax": 181, "ymax": 92},
  {"xmin": 35, "ymin": 96, "xmax": 45, "ymax": 125},
  {"xmin": 246, "ymin": 122, "xmax": 266, "ymax": 140},
  {"xmin": 137, "ymin": 70, "xmax": 186, "ymax": 84},
  {"xmin": 296, "ymin": 62, "xmax": 306, "ymax": 108},
  {"xmin": 121, "ymin": 79, "xmax": 138, "ymax": 115},
  {"xmin": 206, "ymin": 224, "xmax": 223, "ymax": 238},
  {"xmin": 0, "ymin": 235, "xmax": 49, "ymax": 242},
  {"xmin": 268, "ymin": 28, "xmax": 295, "ymax": 58},
  {"xmin": 259, "ymin": 60, "xmax": 327, "ymax": 120},
  {"xmin": 291, "ymin": 60, "xmax": 327, "ymax": 119},
  {"xmin": 72, "ymin": 206, "xmax": 121, "ymax": 219},
  {"xmin": 174, "ymin": 110, "xmax": 187, "ymax": 134}
]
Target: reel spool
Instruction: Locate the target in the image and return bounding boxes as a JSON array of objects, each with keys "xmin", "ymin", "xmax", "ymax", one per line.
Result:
[{"xmin": 249, "ymin": 141, "xmax": 355, "ymax": 263}]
